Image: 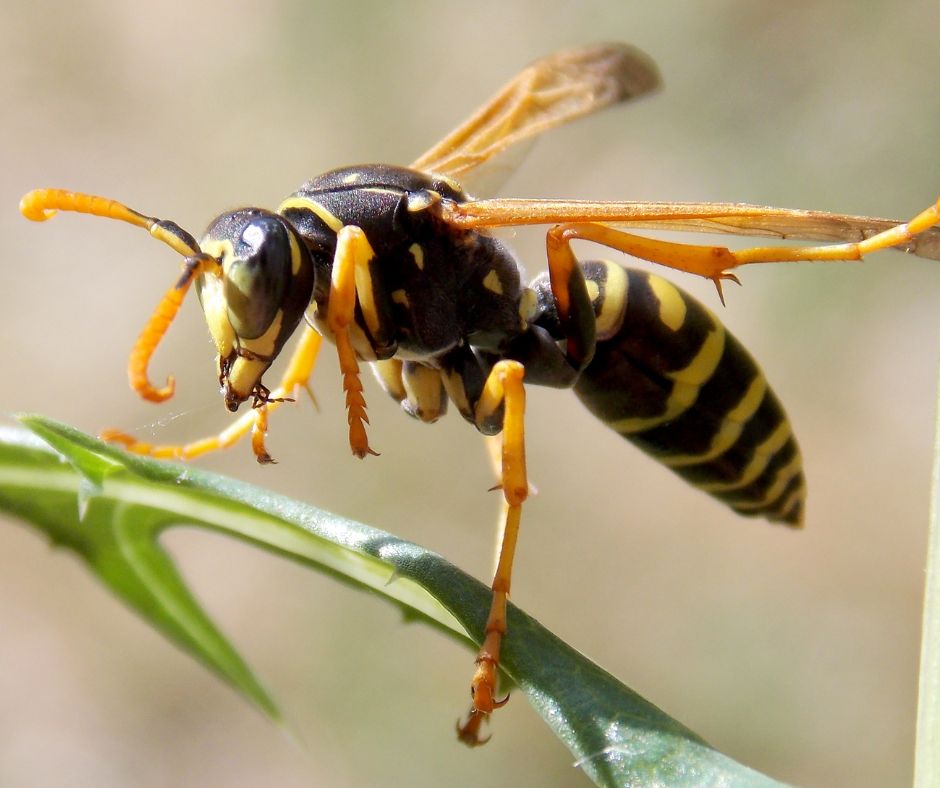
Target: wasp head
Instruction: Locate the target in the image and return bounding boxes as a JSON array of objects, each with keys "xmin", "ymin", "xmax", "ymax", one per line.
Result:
[{"xmin": 197, "ymin": 209, "xmax": 314, "ymax": 411}]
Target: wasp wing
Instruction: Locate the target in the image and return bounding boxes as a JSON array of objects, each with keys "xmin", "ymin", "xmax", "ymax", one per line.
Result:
[
  {"xmin": 441, "ymin": 198, "xmax": 940, "ymax": 262},
  {"xmin": 410, "ymin": 43, "xmax": 660, "ymax": 191}
]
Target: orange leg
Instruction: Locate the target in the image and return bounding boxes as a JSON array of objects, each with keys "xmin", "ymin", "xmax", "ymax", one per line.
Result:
[
  {"xmin": 102, "ymin": 326, "xmax": 322, "ymax": 461},
  {"xmin": 458, "ymin": 360, "xmax": 528, "ymax": 746},
  {"xmin": 327, "ymin": 225, "xmax": 379, "ymax": 458},
  {"xmin": 547, "ymin": 197, "xmax": 940, "ymax": 302}
]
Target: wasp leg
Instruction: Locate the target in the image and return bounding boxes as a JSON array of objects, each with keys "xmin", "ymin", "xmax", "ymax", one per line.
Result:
[
  {"xmin": 102, "ymin": 326, "xmax": 322, "ymax": 461},
  {"xmin": 547, "ymin": 198, "xmax": 940, "ymax": 302},
  {"xmin": 541, "ymin": 231, "xmax": 597, "ymax": 371},
  {"xmin": 730, "ymin": 197, "xmax": 940, "ymax": 263},
  {"xmin": 458, "ymin": 360, "xmax": 527, "ymax": 746},
  {"xmin": 548, "ymin": 223, "xmax": 744, "ymax": 303},
  {"xmin": 327, "ymin": 225, "xmax": 379, "ymax": 458}
]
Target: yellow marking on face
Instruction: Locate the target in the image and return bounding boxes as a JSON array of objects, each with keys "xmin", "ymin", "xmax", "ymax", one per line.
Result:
[
  {"xmin": 197, "ymin": 266, "xmax": 236, "ymax": 357},
  {"xmin": 698, "ymin": 420, "xmax": 792, "ymax": 493},
  {"xmin": 648, "ymin": 274, "xmax": 687, "ymax": 331},
  {"xmin": 594, "ymin": 261, "xmax": 628, "ymax": 340},
  {"xmin": 391, "ymin": 289, "xmax": 410, "ymax": 308},
  {"xmin": 662, "ymin": 374, "xmax": 767, "ymax": 468},
  {"xmin": 342, "ymin": 172, "xmax": 362, "ymax": 184},
  {"xmin": 288, "ymin": 231, "xmax": 303, "ymax": 276},
  {"xmin": 195, "ymin": 238, "xmax": 240, "ymax": 352},
  {"xmin": 611, "ymin": 319, "xmax": 725, "ymax": 434},
  {"xmin": 483, "ymin": 269, "xmax": 504, "ymax": 295},
  {"xmin": 278, "ymin": 196, "xmax": 343, "ymax": 233},
  {"xmin": 409, "ymin": 243, "xmax": 425, "ymax": 270},
  {"xmin": 224, "ymin": 310, "xmax": 285, "ymax": 400},
  {"xmin": 239, "ymin": 311, "xmax": 283, "ymax": 359}
]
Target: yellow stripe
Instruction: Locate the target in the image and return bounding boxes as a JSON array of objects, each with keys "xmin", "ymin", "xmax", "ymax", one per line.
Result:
[
  {"xmin": 594, "ymin": 261, "xmax": 628, "ymax": 340},
  {"xmin": 648, "ymin": 275, "xmax": 686, "ymax": 331},
  {"xmin": 288, "ymin": 231, "xmax": 303, "ymax": 276},
  {"xmin": 726, "ymin": 373, "xmax": 768, "ymax": 421},
  {"xmin": 671, "ymin": 321, "xmax": 725, "ymax": 385},
  {"xmin": 278, "ymin": 196, "xmax": 343, "ymax": 233},
  {"xmin": 775, "ymin": 486, "xmax": 807, "ymax": 526},
  {"xmin": 662, "ymin": 374, "xmax": 767, "ymax": 468},
  {"xmin": 610, "ymin": 319, "xmax": 725, "ymax": 434},
  {"xmin": 730, "ymin": 451, "xmax": 803, "ymax": 510},
  {"xmin": 698, "ymin": 420, "xmax": 792, "ymax": 493}
]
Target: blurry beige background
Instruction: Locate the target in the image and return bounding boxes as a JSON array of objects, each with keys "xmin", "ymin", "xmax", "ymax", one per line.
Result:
[{"xmin": 3, "ymin": 2, "xmax": 940, "ymax": 786}]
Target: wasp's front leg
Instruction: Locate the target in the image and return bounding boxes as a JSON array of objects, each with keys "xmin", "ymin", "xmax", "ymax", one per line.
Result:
[
  {"xmin": 325, "ymin": 225, "xmax": 386, "ymax": 458},
  {"xmin": 102, "ymin": 326, "xmax": 323, "ymax": 462}
]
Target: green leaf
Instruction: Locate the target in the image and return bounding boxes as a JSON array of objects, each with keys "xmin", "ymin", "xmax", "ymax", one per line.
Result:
[{"xmin": 0, "ymin": 416, "xmax": 783, "ymax": 787}]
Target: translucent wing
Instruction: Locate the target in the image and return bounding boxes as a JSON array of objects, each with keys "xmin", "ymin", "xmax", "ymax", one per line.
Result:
[
  {"xmin": 410, "ymin": 43, "xmax": 661, "ymax": 191},
  {"xmin": 441, "ymin": 198, "xmax": 940, "ymax": 261}
]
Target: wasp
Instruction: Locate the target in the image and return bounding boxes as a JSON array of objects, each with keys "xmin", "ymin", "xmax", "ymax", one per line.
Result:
[{"xmin": 19, "ymin": 43, "xmax": 940, "ymax": 745}]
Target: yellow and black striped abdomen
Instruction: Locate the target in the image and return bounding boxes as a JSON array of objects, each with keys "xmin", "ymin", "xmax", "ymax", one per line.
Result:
[{"xmin": 573, "ymin": 262, "xmax": 805, "ymax": 526}]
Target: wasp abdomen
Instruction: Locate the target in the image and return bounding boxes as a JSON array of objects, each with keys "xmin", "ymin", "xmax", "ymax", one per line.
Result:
[{"xmin": 572, "ymin": 262, "xmax": 805, "ymax": 526}]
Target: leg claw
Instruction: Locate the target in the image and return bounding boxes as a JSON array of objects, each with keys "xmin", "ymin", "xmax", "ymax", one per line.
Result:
[
  {"xmin": 457, "ymin": 710, "xmax": 492, "ymax": 747},
  {"xmin": 710, "ymin": 271, "xmax": 742, "ymax": 306}
]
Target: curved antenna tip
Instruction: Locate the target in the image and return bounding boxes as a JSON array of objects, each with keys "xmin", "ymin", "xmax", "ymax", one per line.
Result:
[{"xmin": 19, "ymin": 190, "xmax": 57, "ymax": 222}]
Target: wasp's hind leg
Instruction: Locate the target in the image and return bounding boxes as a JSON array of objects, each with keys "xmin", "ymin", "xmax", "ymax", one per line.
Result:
[
  {"xmin": 545, "ymin": 196, "xmax": 940, "ymax": 303},
  {"xmin": 456, "ymin": 256, "xmax": 600, "ymax": 745},
  {"xmin": 457, "ymin": 359, "xmax": 528, "ymax": 746}
]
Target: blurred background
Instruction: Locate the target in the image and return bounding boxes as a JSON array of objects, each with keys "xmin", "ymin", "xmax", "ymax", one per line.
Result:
[{"xmin": 2, "ymin": 1, "xmax": 939, "ymax": 786}]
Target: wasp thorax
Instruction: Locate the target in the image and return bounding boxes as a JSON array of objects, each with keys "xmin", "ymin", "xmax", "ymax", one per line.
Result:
[{"xmin": 197, "ymin": 208, "xmax": 314, "ymax": 410}]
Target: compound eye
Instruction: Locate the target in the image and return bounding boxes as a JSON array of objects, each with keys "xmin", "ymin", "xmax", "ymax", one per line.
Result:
[{"xmin": 223, "ymin": 215, "xmax": 292, "ymax": 339}]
